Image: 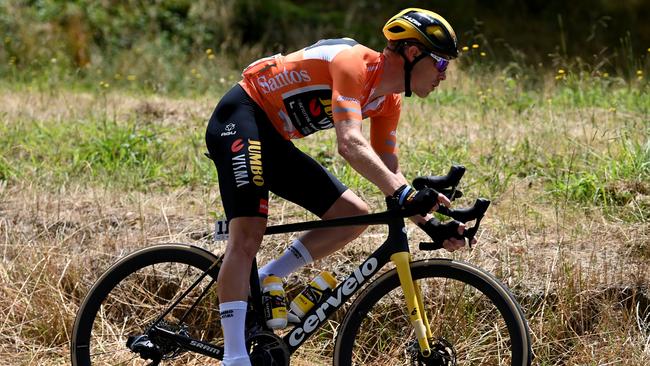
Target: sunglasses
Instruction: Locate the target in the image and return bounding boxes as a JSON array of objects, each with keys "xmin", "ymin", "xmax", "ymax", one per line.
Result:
[{"xmin": 429, "ymin": 52, "xmax": 449, "ymax": 73}]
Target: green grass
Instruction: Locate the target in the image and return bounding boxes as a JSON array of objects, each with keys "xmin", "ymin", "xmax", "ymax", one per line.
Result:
[{"xmin": 1, "ymin": 64, "xmax": 649, "ymax": 365}]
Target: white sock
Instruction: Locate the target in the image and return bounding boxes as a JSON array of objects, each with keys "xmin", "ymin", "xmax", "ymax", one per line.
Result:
[
  {"xmin": 259, "ymin": 239, "xmax": 313, "ymax": 281},
  {"xmin": 222, "ymin": 356, "xmax": 251, "ymax": 366},
  {"xmin": 219, "ymin": 301, "xmax": 250, "ymax": 365}
]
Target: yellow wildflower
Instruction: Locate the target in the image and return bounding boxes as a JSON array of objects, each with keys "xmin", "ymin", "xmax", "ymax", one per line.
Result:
[
  {"xmin": 462, "ymin": 46, "xmax": 469, "ymax": 52},
  {"xmin": 472, "ymin": 44, "xmax": 479, "ymax": 49},
  {"xmin": 557, "ymin": 69, "xmax": 565, "ymax": 74},
  {"xmin": 208, "ymin": 54, "xmax": 215, "ymax": 60},
  {"xmin": 480, "ymin": 52, "xmax": 486, "ymax": 57},
  {"xmin": 127, "ymin": 75, "xmax": 137, "ymax": 81},
  {"xmin": 637, "ymin": 70, "xmax": 643, "ymax": 76},
  {"xmin": 50, "ymin": 58, "xmax": 57, "ymax": 64},
  {"xmin": 603, "ymin": 72, "xmax": 609, "ymax": 77},
  {"xmin": 205, "ymin": 48, "xmax": 213, "ymax": 55}
]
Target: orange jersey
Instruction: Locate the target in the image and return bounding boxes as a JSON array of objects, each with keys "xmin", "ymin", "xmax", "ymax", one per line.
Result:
[{"xmin": 238, "ymin": 38, "xmax": 401, "ymax": 154}]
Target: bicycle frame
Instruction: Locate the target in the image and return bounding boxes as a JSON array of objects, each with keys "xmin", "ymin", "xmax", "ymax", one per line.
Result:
[
  {"xmin": 265, "ymin": 209, "xmax": 434, "ymax": 355},
  {"xmin": 146, "ymin": 209, "xmax": 436, "ymax": 359}
]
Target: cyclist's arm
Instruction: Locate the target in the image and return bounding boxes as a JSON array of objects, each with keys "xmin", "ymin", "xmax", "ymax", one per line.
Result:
[
  {"xmin": 330, "ymin": 49, "xmax": 405, "ymax": 195},
  {"xmin": 379, "ymin": 151, "xmax": 436, "ymax": 225},
  {"xmin": 335, "ymin": 120, "xmax": 405, "ymax": 195}
]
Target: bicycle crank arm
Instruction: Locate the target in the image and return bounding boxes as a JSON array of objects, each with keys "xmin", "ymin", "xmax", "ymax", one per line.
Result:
[{"xmin": 148, "ymin": 326, "xmax": 224, "ymax": 359}]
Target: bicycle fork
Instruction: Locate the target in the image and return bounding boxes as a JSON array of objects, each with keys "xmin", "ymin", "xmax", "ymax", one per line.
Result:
[{"xmin": 390, "ymin": 252, "xmax": 433, "ymax": 357}]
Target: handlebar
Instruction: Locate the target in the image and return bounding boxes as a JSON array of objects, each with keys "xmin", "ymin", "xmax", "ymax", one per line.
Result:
[
  {"xmin": 411, "ymin": 165, "xmax": 490, "ymax": 251},
  {"xmin": 419, "ymin": 198, "xmax": 490, "ymax": 251},
  {"xmin": 412, "ymin": 165, "xmax": 465, "ymax": 201}
]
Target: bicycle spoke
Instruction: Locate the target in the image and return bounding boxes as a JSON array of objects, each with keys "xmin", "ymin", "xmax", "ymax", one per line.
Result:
[
  {"xmin": 339, "ymin": 264, "xmax": 525, "ymax": 365},
  {"xmin": 74, "ymin": 249, "xmax": 223, "ymax": 365}
]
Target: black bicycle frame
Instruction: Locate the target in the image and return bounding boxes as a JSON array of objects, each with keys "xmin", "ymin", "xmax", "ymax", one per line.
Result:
[
  {"xmin": 264, "ymin": 210, "xmax": 409, "ymax": 353},
  {"xmin": 147, "ymin": 209, "xmax": 410, "ymax": 359}
]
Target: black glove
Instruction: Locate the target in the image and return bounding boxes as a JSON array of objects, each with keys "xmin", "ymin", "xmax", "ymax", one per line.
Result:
[
  {"xmin": 387, "ymin": 184, "xmax": 438, "ymax": 216},
  {"xmin": 418, "ymin": 217, "xmax": 465, "ymax": 247}
]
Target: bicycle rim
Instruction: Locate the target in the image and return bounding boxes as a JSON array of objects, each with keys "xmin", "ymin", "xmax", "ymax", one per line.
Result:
[
  {"xmin": 334, "ymin": 259, "xmax": 531, "ymax": 366},
  {"xmin": 71, "ymin": 244, "xmax": 223, "ymax": 366}
]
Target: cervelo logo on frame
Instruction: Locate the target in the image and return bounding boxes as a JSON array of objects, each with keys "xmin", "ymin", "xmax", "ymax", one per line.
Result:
[
  {"xmin": 288, "ymin": 257, "xmax": 379, "ymax": 347},
  {"xmin": 257, "ymin": 69, "xmax": 312, "ymax": 94}
]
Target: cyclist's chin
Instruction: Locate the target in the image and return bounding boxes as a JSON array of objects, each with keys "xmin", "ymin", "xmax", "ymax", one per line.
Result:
[{"xmin": 414, "ymin": 89, "xmax": 433, "ymax": 98}]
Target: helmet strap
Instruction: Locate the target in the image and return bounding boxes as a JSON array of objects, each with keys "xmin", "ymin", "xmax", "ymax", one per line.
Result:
[{"xmin": 397, "ymin": 43, "xmax": 429, "ymax": 97}]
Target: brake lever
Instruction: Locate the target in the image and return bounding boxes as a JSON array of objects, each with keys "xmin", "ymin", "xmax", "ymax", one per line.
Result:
[
  {"xmin": 413, "ymin": 165, "xmax": 465, "ymax": 201},
  {"xmin": 428, "ymin": 198, "xmax": 490, "ymax": 250}
]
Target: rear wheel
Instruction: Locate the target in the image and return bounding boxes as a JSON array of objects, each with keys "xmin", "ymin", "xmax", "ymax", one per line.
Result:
[
  {"xmin": 71, "ymin": 244, "xmax": 223, "ymax": 365},
  {"xmin": 334, "ymin": 259, "xmax": 532, "ymax": 365}
]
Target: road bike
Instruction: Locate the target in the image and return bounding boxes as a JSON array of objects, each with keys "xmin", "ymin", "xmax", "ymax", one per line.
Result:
[{"xmin": 71, "ymin": 165, "xmax": 532, "ymax": 365}]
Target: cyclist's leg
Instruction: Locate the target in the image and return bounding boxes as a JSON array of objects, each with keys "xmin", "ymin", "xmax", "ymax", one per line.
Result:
[
  {"xmin": 299, "ymin": 188, "xmax": 369, "ymax": 259},
  {"xmin": 263, "ymin": 139, "xmax": 369, "ymax": 269},
  {"xmin": 206, "ymin": 84, "xmax": 273, "ymax": 365}
]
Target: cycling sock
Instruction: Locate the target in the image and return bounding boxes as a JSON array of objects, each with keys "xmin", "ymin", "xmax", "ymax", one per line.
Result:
[
  {"xmin": 219, "ymin": 301, "xmax": 250, "ymax": 365},
  {"xmin": 222, "ymin": 356, "xmax": 252, "ymax": 366},
  {"xmin": 259, "ymin": 239, "xmax": 313, "ymax": 281}
]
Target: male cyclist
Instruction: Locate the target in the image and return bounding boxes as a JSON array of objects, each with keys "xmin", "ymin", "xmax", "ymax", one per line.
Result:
[{"xmin": 206, "ymin": 8, "xmax": 473, "ymax": 365}]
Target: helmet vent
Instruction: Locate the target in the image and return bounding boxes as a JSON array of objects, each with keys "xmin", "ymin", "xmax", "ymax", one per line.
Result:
[
  {"xmin": 388, "ymin": 25, "xmax": 406, "ymax": 33},
  {"xmin": 426, "ymin": 26, "xmax": 445, "ymax": 40}
]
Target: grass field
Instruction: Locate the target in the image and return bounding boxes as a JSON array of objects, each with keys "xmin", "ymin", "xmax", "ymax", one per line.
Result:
[{"xmin": 1, "ymin": 65, "xmax": 649, "ymax": 364}]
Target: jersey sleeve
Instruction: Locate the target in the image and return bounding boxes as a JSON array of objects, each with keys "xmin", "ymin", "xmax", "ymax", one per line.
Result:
[
  {"xmin": 370, "ymin": 93, "xmax": 401, "ymax": 155},
  {"xmin": 329, "ymin": 50, "xmax": 364, "ymax": 123}
]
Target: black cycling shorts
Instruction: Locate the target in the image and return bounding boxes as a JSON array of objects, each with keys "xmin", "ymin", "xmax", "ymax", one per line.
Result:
[{"xmin": 206, "ymin": 84, "xmax": 348, "ymax": 220}]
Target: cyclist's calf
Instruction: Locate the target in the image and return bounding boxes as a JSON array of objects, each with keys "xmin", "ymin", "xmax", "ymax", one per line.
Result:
[{"xmin": 218, "ymin": 217, "xmax": 267, "ymax": 301}]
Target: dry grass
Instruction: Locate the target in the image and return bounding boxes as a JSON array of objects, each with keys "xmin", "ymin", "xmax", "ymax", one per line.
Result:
[{"xmin": 1, "ymin": 82, "xmax": 649, "ymax": 365}]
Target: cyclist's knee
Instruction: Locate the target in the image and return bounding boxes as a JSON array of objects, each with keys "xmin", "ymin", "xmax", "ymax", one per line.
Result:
[
  {"xmin": 323, "ymin": 190, "xmax": 369, "ymax": 219},
  {"xmin": 225, "ymin": 217, "xmax": 266, "ymax": 261},
  {"xmin": 351, "ymin": 199, "xmax": 370, "ymax": 216}
]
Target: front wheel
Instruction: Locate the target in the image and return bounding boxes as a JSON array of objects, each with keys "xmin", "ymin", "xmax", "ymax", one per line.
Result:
[
  {"xmin": 334, "ymin": 258, "xmax": 532, "ymax": 365},
  {"xmin": 71, "ymin": 244, "xmax": 223, "ymax": 365}
]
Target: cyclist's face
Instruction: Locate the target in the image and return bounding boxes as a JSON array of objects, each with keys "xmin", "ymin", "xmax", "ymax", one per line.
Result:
[{"xmin": 411, "ymin": 53, "xmax": 447, "ymax": 98}]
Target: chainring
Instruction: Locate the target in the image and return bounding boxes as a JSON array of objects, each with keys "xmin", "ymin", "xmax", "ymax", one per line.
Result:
[{"xmin": 247, "ymin": 330, "xmax": 290, "ymax": 366}]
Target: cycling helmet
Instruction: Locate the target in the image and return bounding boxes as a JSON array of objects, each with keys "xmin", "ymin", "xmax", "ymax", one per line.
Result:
[{"xmin": 383, "ymin": 8, "xmax": 459, "ymax": 96}]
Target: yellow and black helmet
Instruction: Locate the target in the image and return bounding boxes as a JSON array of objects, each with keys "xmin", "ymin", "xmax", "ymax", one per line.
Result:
[{"xmin": 383, "ymin": 8, "xmax": 459, "ymax": 59}]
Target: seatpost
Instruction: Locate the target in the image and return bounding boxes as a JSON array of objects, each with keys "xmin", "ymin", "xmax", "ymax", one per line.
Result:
[{"xmin": 248, "ymin": 258, "xmax": 267, "ymax": 328}]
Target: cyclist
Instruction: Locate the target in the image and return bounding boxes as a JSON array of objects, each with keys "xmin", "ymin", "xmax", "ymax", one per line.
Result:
[{"xmin": 205, "ymin": 8, "xmax": 473, "ymax": 365}]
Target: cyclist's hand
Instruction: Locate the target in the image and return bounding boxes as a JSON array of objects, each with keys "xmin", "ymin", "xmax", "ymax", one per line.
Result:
[
  {"xmin": 418, "ymin": 218, "xmax": 477, "ymax": 252},
  {"xmin": 389, "ymin": 185, "xmax": 445, "ymax": 216}
]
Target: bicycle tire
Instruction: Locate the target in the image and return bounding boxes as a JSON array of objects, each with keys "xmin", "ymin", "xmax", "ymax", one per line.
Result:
[
  {"xmin": 333, "ymin": 258, "xmax": 532, "ymax": 365},
  {"xmin": 71, "ymin": 244, "xmax": 222, "ymax": 366}
]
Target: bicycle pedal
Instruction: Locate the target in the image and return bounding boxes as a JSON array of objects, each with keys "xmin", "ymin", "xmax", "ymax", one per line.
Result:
[{"xmin": 126, "ymin": 335, "xmax": 162, "ymax": 364}]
